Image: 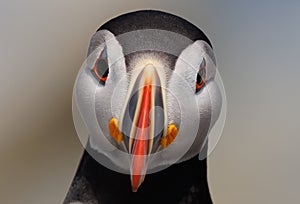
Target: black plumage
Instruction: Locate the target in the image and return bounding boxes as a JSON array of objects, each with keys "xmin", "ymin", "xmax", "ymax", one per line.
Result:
[{"xmin": 64, "ymin": 143, "xmax": 212, "ymax": 204}]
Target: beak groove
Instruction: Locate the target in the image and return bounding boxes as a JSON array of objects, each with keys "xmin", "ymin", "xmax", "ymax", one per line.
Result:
[{"xmin": 121, "ymin": 64, "xmax": 165, "ymax": 192}]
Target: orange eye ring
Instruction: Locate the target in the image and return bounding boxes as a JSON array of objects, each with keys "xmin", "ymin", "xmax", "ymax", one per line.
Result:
[
  {"xmin": 195, "ymin": 75, "xmax": 206, "ymax": 93},
  {"xmin": 92, "ymin": 62, "xmax": 108, "ymax": 83},
  {"xmin": 195, "ymin": 58, "xmax": 206, "ymax": 93},
  {"xmin": 92, "ymin": 47, "xmax": 109, "ymax": 84},
  {"xmin": 196, "ymin": 79, "xmax": 205, "ymax": 90}
]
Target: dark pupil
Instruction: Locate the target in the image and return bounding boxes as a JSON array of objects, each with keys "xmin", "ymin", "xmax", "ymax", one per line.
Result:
[
  {"xmin": 197, "ymin": 69, "xmax": 204, "ymax": 84},
  {"xmin": 96, "ymin": 59, "xmax": 109, "ymax": 78}
]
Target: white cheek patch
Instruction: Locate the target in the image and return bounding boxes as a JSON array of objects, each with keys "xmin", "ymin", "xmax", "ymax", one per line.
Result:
[
  {"xmin": 88, "ymin": 30, "xmax": 127, "ymax": 83},
  {"xmin": 74, "ymin": 59, "xmax": 116, "ymax": 153},
  {"xmin": 196, "ymin": 41, "xmax": 217, "ymax": 80},
  {"xmin": 105, "ymin": 37, "xmax": 127, "ymax": 84},
  {"xmin": 173, "ymin": 40, "xmax": 217, "ymax": 88},
  {"xmin": 157, "ymin": 70, "xmax": 200, "ymax": 165},
  {"xmin": 167, "ymin": 40, "xmax": 225, "ymax": 162},
  {"xmin": 199, "ymin": 70, "xmax": 226, "ymax": 160},
  {"xmin": 173, "ymin": 44, "xmax": 202, "ymax": 90},
  {"xmin": 74, "ymin": 30, "xmax": 128, "ymax": 155}
]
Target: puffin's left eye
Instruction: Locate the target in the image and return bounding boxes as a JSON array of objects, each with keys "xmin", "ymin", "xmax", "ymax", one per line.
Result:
[
  {"xmin": 195, "ymin": 58, "xmax": 206, "ymax": 93},
  {"xmin": 92, "ymin": 47, "xmax": 109, "ymax": 85}
]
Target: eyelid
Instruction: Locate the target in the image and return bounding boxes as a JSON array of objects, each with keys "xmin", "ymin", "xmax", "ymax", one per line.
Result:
[
  {"xmin": 195, "ymin": 58, "xmax": 206, "ymax": 93},
  {"xmin": 92, "ymin": 47, "xmax": 109, "ymax": 84}
]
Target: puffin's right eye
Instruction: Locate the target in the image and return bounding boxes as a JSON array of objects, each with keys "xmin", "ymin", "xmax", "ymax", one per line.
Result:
[
  {"xmin": 195, "ymin": 58, "xmax": 206, "ymax": 93},
  {"xmin": 92, "ymin": 47, "xmax": 109, "ymax": 85}
]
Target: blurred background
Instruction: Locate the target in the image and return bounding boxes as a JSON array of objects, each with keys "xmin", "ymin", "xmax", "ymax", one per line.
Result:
[{"xmin": 1, "ymin": 0, "xmax": 299, "ymax": 203}]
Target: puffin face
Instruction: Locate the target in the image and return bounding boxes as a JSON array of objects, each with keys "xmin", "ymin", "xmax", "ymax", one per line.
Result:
[{"xmin": 74, "ymin": 28, "xmax": 222, "ymax": 192}]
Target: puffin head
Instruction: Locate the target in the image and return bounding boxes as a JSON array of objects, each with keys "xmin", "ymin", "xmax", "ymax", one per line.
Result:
[{"xmin": 73, "ymin": 10, "xmax": 222, "ymax": 192}]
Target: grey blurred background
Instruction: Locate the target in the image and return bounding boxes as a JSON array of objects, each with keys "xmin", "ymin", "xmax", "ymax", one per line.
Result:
[{"xmin": 1, "ymin": 0, "xmax": 299, "ymax": 203}]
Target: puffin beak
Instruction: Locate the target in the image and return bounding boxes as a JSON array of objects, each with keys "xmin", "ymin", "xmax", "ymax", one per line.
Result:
[{"xmin": 121, "ymin": 64, "xmax": 165, "ymax": 192}]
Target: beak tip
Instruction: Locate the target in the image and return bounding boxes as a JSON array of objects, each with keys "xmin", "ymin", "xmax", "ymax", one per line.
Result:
[
  {"xmin": 131, "ymin": 174, "xmax": 145, "ymax": 193},
  {"xmin": 131, "ymin": 178, "xmax": 140, "ymax": 193}
]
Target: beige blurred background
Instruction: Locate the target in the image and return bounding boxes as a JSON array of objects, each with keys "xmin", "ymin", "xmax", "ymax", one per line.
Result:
[{"xmin": 1, "ymin": 0, "xmax": 299, "ymax": 203}]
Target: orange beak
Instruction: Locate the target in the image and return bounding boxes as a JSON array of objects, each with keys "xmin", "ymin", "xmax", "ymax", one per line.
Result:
[
  {"xmin": 121, "ymin": 64, "xmax": 165, "ymax": 192},
  {"xmin": 131, "ymin": 66, "xmax": 153, "ymax": 192}
]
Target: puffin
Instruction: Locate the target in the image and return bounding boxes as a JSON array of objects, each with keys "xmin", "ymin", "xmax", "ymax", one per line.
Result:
[{"xmin": 64, "ymin": 10, "xmax": 222, "ymax": 204}]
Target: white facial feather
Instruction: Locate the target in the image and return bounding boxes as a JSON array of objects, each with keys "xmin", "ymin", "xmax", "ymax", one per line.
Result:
[
  {"xmin": 75, "ymin": 30, "xmax": 128, "ymax": 156},
  {"xmin": 167, "ymin": 40, "xmax": 222, "ymax": 162}
]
